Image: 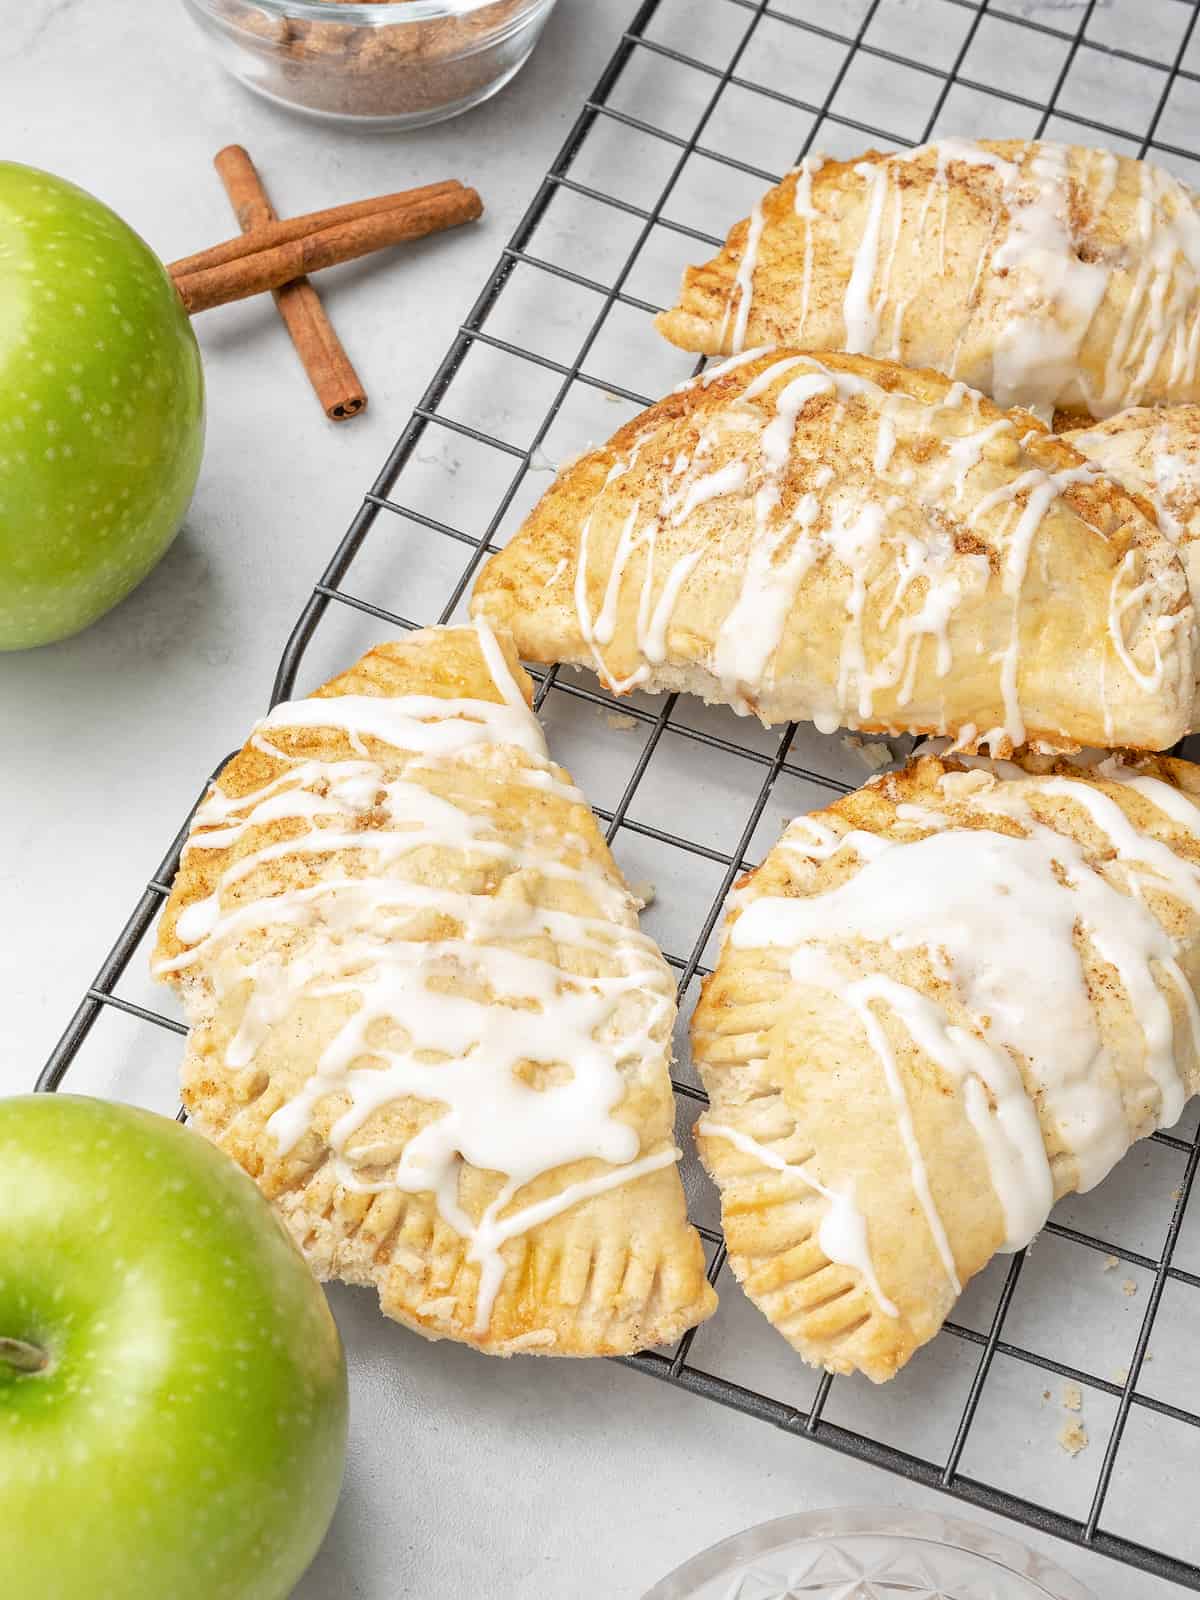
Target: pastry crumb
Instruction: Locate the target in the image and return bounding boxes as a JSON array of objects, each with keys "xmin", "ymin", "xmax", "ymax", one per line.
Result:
[
  {"xmin": 939, "ymin": 768, "xmax": 995, "ymax": 800},
  {"xmin": 841, "ymin": 733, "xmax": 893, "ymax": 771},
  {"xmin": 1122, "ymin": 1279, "xmax": 1138, "ymax": 1297},
  {"xmin": 1041, "ymin": 1389, "xmax": 1051, "ymax": 1402},
  {"xmin": 1058, "ymin": 1419, "xmax": 1089, "ymax": 1457},
  {"xmin": 629, "ymin": 880, "xmax": 656, "ymax": 909},
  {"xmin": 416, "ymin": 1295, "xmax": 459, "ymax": 1319},
  {"xmin": 1101, "ymin": 1254, "xmax": 1119, "ymax": 1271},
  {"xmin": 603, "ymin": 710, "xmax": 639, "ymax": 731},
  {"xmin": 1062, "ymin": 1382, "xmax": 1082, "ymax": 1413},
  {"xmin": 497, "ymin": 1328, "xmax": 557, "ymax": 1352}
]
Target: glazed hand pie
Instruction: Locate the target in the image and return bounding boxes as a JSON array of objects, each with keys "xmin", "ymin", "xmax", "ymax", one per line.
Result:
[
  {"xmin": 153, "ymin": 621, "xmax": 716, "ymax": 1356},
  {"xmin": 693, "ymin": 750, "xmax": 1200, "ymax": 1382},
  {"xmin": 655, "ymin": 140, "xmax": 1200, "ymax": 420},
  {"xmin": 1064, "ymin": 405, "xmax": 1200, "ymax": 724},
  {"xmin": 470, "ymin": 349, "xmax": 1194, "ymax": 753}
]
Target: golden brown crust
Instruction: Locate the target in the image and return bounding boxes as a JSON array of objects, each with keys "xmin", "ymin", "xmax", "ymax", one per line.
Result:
[
  {"xmin": 656, "ymin": 142, "xmax": 1200, "ymax": 418},
  {"xmin": 155, "ymin": 625, "xmax": 716, "ymax": 1357},
  {"xmin": 693, "ymin": 750, "xmax": 1200, "ymax": 1382},
  {"xmin": 471, "ymin": 350, "xmax": 1193, "ymax": 751},
  {"xmin": 1065, "ymin": 405, "xmax": 1200, "ymax": 726}
]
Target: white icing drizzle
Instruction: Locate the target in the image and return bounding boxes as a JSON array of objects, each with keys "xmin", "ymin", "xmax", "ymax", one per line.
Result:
[
  {"xmin": 888, "ymin": 297, "xmax": 910, "ymax": 362},
  {"xmin": 1139, "ymin": 416, "xmax": 1190, "ymax": 547},
  {"xmin": 791, "ymin": 950, "xmax": 962, "ymax": 1295},
  {"xmin": 934, "ymin": 418, "xmax": 1014, "ymax": 502},
  {"xmin": 593, "ymin": 503, "xmax": 641, "ymax": 645},
  {"xmin": 895, "ymin": 802, "xmax": 948, "ymax": 826},
  {"xmin": 793, "ymin": 152, "xmax": 826, "ymax": 220},
  {"xmin": 254, "ymin": 687, "xmax": 545, "ymax": 764},
  {"xmin": 968, "ymin": 462, "xmax": 1096, "ymax": 745},
  {"xmin": 739, "ymin": 354, "xmax": 812, "ymax": 405},
  {"xmin": 830, "ymin": 501, "xmax": 889, "ymax": 719},
  {"xmin": 840, "ymin": 142, "xmax": 1200, "ymax": 417},
  {"xmin": 988, "ymin": 144, "xmax": 1109, "ymax": 415},
  {"xmin": 713, "ymin": 365, "xmax": 835, "ymax": 702},
  {"xmin": 843, "ymin": 161, "xmax": 892, "ymax": 353},
  {"xmin": 674, "ymin": 346, "xmax": 774, "ymax": 393},
  {"xmin": 1099, "ymin": 162, "xmax": 1200, "ymax": 415},
  {"xmin": 1107, "ymin": 548, "xmax": 1170, "ymax": 694},
  {"xmin": 873, "ymin": 408, "xmax": 897, "ymax": 475},
  {"xmin": 642, "ymin": 550, "xmax": 702, "ymax": 663},
  {"xmin": 574, "ymin": 459, "xmax": 626, "ymax": 657},
  {"xmin": 1007, "ymin": 777, "xmax": 1200, "ymax": 921},
  {"xmin": 1153, "ymin": 421, "xmax": 1189, "ymax": 542},
  {"xmin": 175, "ymin": 892, "xmax": 222, "ymax": 946},
  {"xmin": 732, "ymin": 770, "xmax": 1200, "ymax": 1297},
  {"xmin": 574, "ymin": 452, "xmax": 659, "ymax": 695},
  {"xmin": 698, "ymin": 1120, "xmax": 898, "ymax": 1317},
  {"xmin": 672, "ymin": 461, "xmax": 749, "ymax": 522},
  {"xmin": 876, "ymin": 166, "xmax": 905, "ymax": 317},
  {"xmin": 571, "ymin": 348, "xmax": 1177, "ymax": 738},
  {"xmin": 1103, "ymin": 764, "xmax": 1200, "ymax": 832},
  {"xmin": 793, "ymin": 153, "xmax": 826, "ymax": 339},
  {"xmin": 714, "ymin": 492, "xmax": 820, "ymax": 702},
  {"xmin": 459, "ymin": 1148, "xmax": 680, "ymax": 1325},
  {"xmin": 1091, "ymin": 147, "xmax": 1119, "ymax": 223},
  {"xmin": 160, "ymin": 622, "xmax": 678, "ymax": 1334},
  {"xmin": 1069, "ymin": 412, "xmax": 1199, "ymax": 557},
  {"xmin": 724, "ymin": 199, "xmax": 767, "ymax": 354}
]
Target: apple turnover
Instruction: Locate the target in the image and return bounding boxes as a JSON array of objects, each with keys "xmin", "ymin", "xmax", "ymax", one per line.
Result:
[
  {"xmin": 655, "ymin": 140, "xmax": 1200, "ymax": 420},
  {"xmin": 470, "ymin": 350, "xmax": 1194, "ymax": 753},
  {"xmin": 693, "ymin": 750, "xmax": 1200, "ymax": 1382},
  {"xmin": 1065, "ymin": 405, "xmax": 1200, "ymax": 724},
  {"xmin": 153, "ymin": 621, "xmax": 716, "ymax": 1356}
]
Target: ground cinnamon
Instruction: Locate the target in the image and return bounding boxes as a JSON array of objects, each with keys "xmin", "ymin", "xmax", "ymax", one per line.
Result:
[
  {"xmin": 211, "ymin": 145, "xmax": 366, "ymax": 422},
  {"xmin": 172, "ymin": 184, "xmax": 483, "ymax": 315},
  {"xmin": 211, "ymin": 0, "xmax": 543, "ymax": 123}
]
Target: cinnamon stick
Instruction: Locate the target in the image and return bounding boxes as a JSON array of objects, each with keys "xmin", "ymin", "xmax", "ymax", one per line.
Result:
[
  {"xmin": 168, "ymin": 179, "xmax": 467, "ymax": 278},
  {"xmin": 172, "ymin": 186, "xmax": 483, "ymax": 316},
  {"xmin": 211, "ymin": 145, "xmax": 366, "ymax": 422}
]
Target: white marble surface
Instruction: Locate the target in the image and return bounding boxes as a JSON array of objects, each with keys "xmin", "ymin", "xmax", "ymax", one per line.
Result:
[{"xmin": 0, "ymin": 1, "xmax": 1187, "ymax": 1595}]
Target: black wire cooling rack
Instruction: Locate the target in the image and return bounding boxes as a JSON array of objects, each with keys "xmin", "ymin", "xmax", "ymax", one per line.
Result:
[{"xmin": 38, "ymin": 0, "xmax": 1200, "ymax": 1588}]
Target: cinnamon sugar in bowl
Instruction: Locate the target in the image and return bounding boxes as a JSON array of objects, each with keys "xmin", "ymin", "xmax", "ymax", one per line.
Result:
[{"xmin": 182, "ymin": 0, "xmax": 559, "ymax": 129}]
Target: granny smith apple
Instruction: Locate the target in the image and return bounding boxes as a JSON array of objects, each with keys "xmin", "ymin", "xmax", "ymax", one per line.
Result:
[
  {"xmin": 0, "ymin": 164, "xmax": 204, "ymax": 649},
  {"xmin": 0, "ymin": 1095, "xmax": 347, "ymax": 1600}
]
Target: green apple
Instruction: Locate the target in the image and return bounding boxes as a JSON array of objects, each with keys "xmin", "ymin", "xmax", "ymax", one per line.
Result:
[
  {"xmin": 0, "ymin": 1095, "xmax": 348, "ymax": 1600},
  {"xmin": 0, "ymin": 164, "xmax": 205, "ymax": 649}
]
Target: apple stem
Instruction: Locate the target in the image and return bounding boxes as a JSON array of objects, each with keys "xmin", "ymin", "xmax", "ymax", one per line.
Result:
[{"xmin": 0, "ymin": 1337, "xmax": 48, "ymax": 1375}]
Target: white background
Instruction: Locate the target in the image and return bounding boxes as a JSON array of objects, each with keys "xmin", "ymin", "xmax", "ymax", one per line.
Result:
[{"xmin": 1, "ymin": 1, "xmax": 1186, "ymax": 1594}]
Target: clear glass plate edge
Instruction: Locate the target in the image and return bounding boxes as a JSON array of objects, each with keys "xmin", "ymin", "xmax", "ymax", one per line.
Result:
[{"xmin": 640, "ymin": 1505, "xmax": 1099, "ymax": 1599}]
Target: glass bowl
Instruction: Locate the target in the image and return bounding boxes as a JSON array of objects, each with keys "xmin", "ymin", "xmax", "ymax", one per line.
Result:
[
  {"xmin": 642, "ymin": 1508, "xmax": 1097, "ymax": 1599},
  {"xmin": 181, "ymin": 0, "xmax": 559, "ymax": 130}
]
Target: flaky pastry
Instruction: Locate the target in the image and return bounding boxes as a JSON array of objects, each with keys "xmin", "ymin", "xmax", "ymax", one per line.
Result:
[
  {"xmin": 656, "ymin": 140, "xmax": 1200, "ymax": 420},
  {"xmin": 153, "ymin": 621, "xmax": 715, "ymax": 1356},
  {"xmin": 693, "ymin": 750, "xmax": 1200, "ymax": 1381},
  {"xmin": 1065, "ymin": 405, "xmax": 1200, "ymax": 725},
  {"xmin": 471, "ymin": 350, "xmax": 1193, "ymax": 753}
]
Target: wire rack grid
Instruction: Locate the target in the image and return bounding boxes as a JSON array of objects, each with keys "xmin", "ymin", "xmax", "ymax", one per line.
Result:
[{"xmin": 37, "ymin": 0, "xmax": 1200, "ymax": 1589}]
